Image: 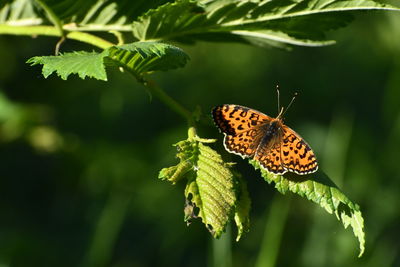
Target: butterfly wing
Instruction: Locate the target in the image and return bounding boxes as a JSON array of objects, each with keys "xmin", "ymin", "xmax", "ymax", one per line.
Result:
[
  {"xmin": 212, "ymin": 105, "xmax": 272, "ymax": 135},
  {"xmin": 255, "ymin": 143, "xmax": 287, "ymax": 175},
  {"xmin": 213, "ymin": 105, "xmax": 272, "ymax": 158},
  {"xmin": 223, "ymin": 127, "xmax": 265, "ymax": 157},
  {"xmin": 212, "ymin": 104, "xmax": 318, "ymax": 175},
  {"xmin": 280, "ymin": 126, "xmax": 318, "ymax": 175}
]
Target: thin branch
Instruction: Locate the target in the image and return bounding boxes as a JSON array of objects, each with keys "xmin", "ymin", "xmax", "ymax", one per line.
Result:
[
  {"xmin": 144, "ymin": 78, "xmax": 194, "ymax": 126},
  {"xmin": 34, "ymin": 0, "xmax": 64, "ymax": 37},
  {"xmin": 0, "ymin": 25, "xmax": 114, "ymax": 49},
  {"xmin": 133, "ymin": 74, "xmax": 194, "ymax": 126}
]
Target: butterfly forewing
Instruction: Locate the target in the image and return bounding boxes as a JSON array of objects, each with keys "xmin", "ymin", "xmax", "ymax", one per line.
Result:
[{"xmin": 212, "ymin": 105, "xmax": 272, "ymax": 135}]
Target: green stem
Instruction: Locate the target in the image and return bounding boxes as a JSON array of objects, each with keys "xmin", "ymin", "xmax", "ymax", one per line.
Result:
[
  {"xmin": 1, "ymin": 25, "xmax": 193, "ymax": 125},
  {"xmin": 35, "ymin": 0, "xmax": 64, "ymax": 37},
  {"xmin": 137, "ymin": 76, "xmax": 194, "ymax": 126},
  {"xmin": 188, "ymin": 127, "xmax": 197, "ymax": 139},
  {"xmin": 0, "ymin": 25, "xmax": 114, "ymax": 49},
  {"xmin": 109, "ymin": 30, "xmax": 124, "ymax": 45}
]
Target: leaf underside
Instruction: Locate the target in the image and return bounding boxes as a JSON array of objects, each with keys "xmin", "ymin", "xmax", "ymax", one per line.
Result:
[
  {"xmin": 132, "ymin": 0, "xmax": 400, "ymax": 48},
  {"xmin": 2, "ymin": 0, "xmax": 398, "ymax": 49}
]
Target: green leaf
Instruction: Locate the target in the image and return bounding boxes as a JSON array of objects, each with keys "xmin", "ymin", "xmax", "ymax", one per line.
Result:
[
  {"xmin": 54, "ymin": 0, "xmax": 172, "ymax": 26},
  {"xmin": 106, "ymin": 42, "xmax": 190, "ymax": 74},
  {"xmin": 0, "ymin": 0, "xmax": 41, "ymax": 24},
  {"xmin": 27, "ymin": 51, "xmax": 107, "ymax": 80},
  {"xmin": 159, "ymin": 161, "xmax": 192, "ymax": 185},
  {"xmin": 160, "ymin": 127, "xmax": 247, "ymax": 240},
  {"xmin": 26, "ymin": 41, "xmax": 190, "ymax": 81},
  {"xmin": 132, "ymin": 0, "xmax": 400, "ymax": 47},
  {"xmin": 2, "ymin": 0, "xmax": 398, "ymax": 49},
  {"xmin": 249, "ymin": 159, "xmax": 365, "ymax": 257},
  {"xmin": 185, "ymin": 141, "xmax": 237, "ymax": 238},
  {"xmin": 233, "ymin": 173, "xmax": 251, "ymax": 241},
  {"xmin": 0, "ymin": 0, "xmax": 172, "ymax": 29}
]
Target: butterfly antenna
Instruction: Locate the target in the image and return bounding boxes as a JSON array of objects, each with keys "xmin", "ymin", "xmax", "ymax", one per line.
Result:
[
  {"xmin": 281, "ymin": 92, "xmax": 298, "ymax": 117},
  {"xmin": 276, "ymin": 85, "xmax": 280, "ymax": 114}
]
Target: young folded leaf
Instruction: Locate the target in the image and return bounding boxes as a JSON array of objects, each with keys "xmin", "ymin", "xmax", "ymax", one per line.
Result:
[
  {"xmin": 160, "ymin": 127, "xmax": 250, "ymax": 240},
  {"xmin": 233, "ymin": 173, "xmax": 251, "ymax": 242}
]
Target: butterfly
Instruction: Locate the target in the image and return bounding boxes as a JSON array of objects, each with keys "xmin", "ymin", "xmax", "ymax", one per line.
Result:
[{"xmin": 212, "ymin": 104, "xmax": 318, "ymax": 175}]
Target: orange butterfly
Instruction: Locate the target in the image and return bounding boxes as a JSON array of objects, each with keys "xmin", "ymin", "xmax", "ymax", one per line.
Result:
[{"xmin": 212, "ymin": 104, "xmax": 318, "ymax": 175}]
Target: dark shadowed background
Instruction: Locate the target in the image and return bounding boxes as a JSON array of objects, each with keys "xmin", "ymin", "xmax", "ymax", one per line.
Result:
[{"xmin": 0, "ymin": 12, "xmax": 399, "ymax": 267}]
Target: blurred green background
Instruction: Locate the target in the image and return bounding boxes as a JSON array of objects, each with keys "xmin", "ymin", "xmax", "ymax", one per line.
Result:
[{"xmin": 0, "ymin": 12, "xmax": 399, "ymax": 267}]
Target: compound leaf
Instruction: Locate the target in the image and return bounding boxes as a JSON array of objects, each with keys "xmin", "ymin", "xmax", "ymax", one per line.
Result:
[
  {"xmin": 27, "ymin": 41, "xmax": 189, "ymax": 81},
  {"xmin": 132, "ymin": 0, "xmax": 400, "ymax": 47}
]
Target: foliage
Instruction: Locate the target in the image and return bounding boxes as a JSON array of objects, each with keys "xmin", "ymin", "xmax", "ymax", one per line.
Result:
[
  {"xmin": 250, "ymin": 160, "xmax": 365, "ymax": 256},
  {"xmin": 132, "ymin": 0, "xmax": 397, "ymax": 47},
  {"xmin": 160, "ymin": 127, "xmax": 250, "ymax": 240},
  {"xmin": 27, "ymin": 42, "xmax": 190, "ymax": 80}
]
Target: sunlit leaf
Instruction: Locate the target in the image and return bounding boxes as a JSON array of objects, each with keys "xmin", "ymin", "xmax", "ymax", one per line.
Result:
[
  {"xmin": 0, "ymin": 0, "xmax": 42, "ymax": 24},
  {"xmin": 26, "ymin": 41, "xmax": 190, "ymax": 81},
  {"xmin": 0, "ymin": 0, "xmax": 172, "ymax": 28},
  {"xmin": 160, "ymin": 127, "xmax": 247, "ymax": 240},
  {"xmin": 233, "ymin": 174, "xmax": 251, "ymax": 241},
  {"xmin": 106, "ymin": 42, "xmax": 189, "ymax": 74},
  {"xmin": 132, "ymin": 0, "xmax": 400, "ymax": 47},
  {"xmin": 249, "ymin": 159, "xmax": 365, "ymax": 257},
  {"xmin": 27, "ymin": 51, "xmax": 107, "ymax": 80}
]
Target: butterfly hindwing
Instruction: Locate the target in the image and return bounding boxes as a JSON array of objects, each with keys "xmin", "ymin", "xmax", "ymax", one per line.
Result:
[
  {"xmin": 280, "ymin": 126, "xmax": 318, "ymax": 175},
  {"xmin": 223, "ymin": 127, "xmax": 265, "ymax": 157},
  {"xmin": 255, "ymin": 144, "xmax": 287, "ymax": 175}
]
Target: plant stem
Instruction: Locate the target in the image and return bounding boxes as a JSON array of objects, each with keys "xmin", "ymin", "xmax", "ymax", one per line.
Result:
[
  {"xmin": 0, "ymin": 25, "xmax": 114, "ymax": 49},
  {"xmin": 140, "ymin": 77, "xmax": 195, "ymax": 126},
  {"xmin": 35, "ymin": 0, "xmax": 64, "ymax": 37},
  {"xmin": 124, "ymin": 69, "xmax": 194, "ymax": 126},
  {"xmin": 0, "ymin": 25, "xmax": 194, "ymax": 125}
]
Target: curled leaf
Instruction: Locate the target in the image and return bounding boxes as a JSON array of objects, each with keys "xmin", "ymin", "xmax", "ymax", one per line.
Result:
[{"xmin": 233, "ymin": 173, "xmax": 251, "ymax": 241}]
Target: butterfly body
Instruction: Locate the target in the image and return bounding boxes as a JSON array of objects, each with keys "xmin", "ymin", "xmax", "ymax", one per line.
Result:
[
  {"xmin": 256, "ymin": 120, "xmax": 283, "ymax": 151},
  {"xmin": 212, "ymin": 104, "xmax": 318, "ymax": 175}
]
